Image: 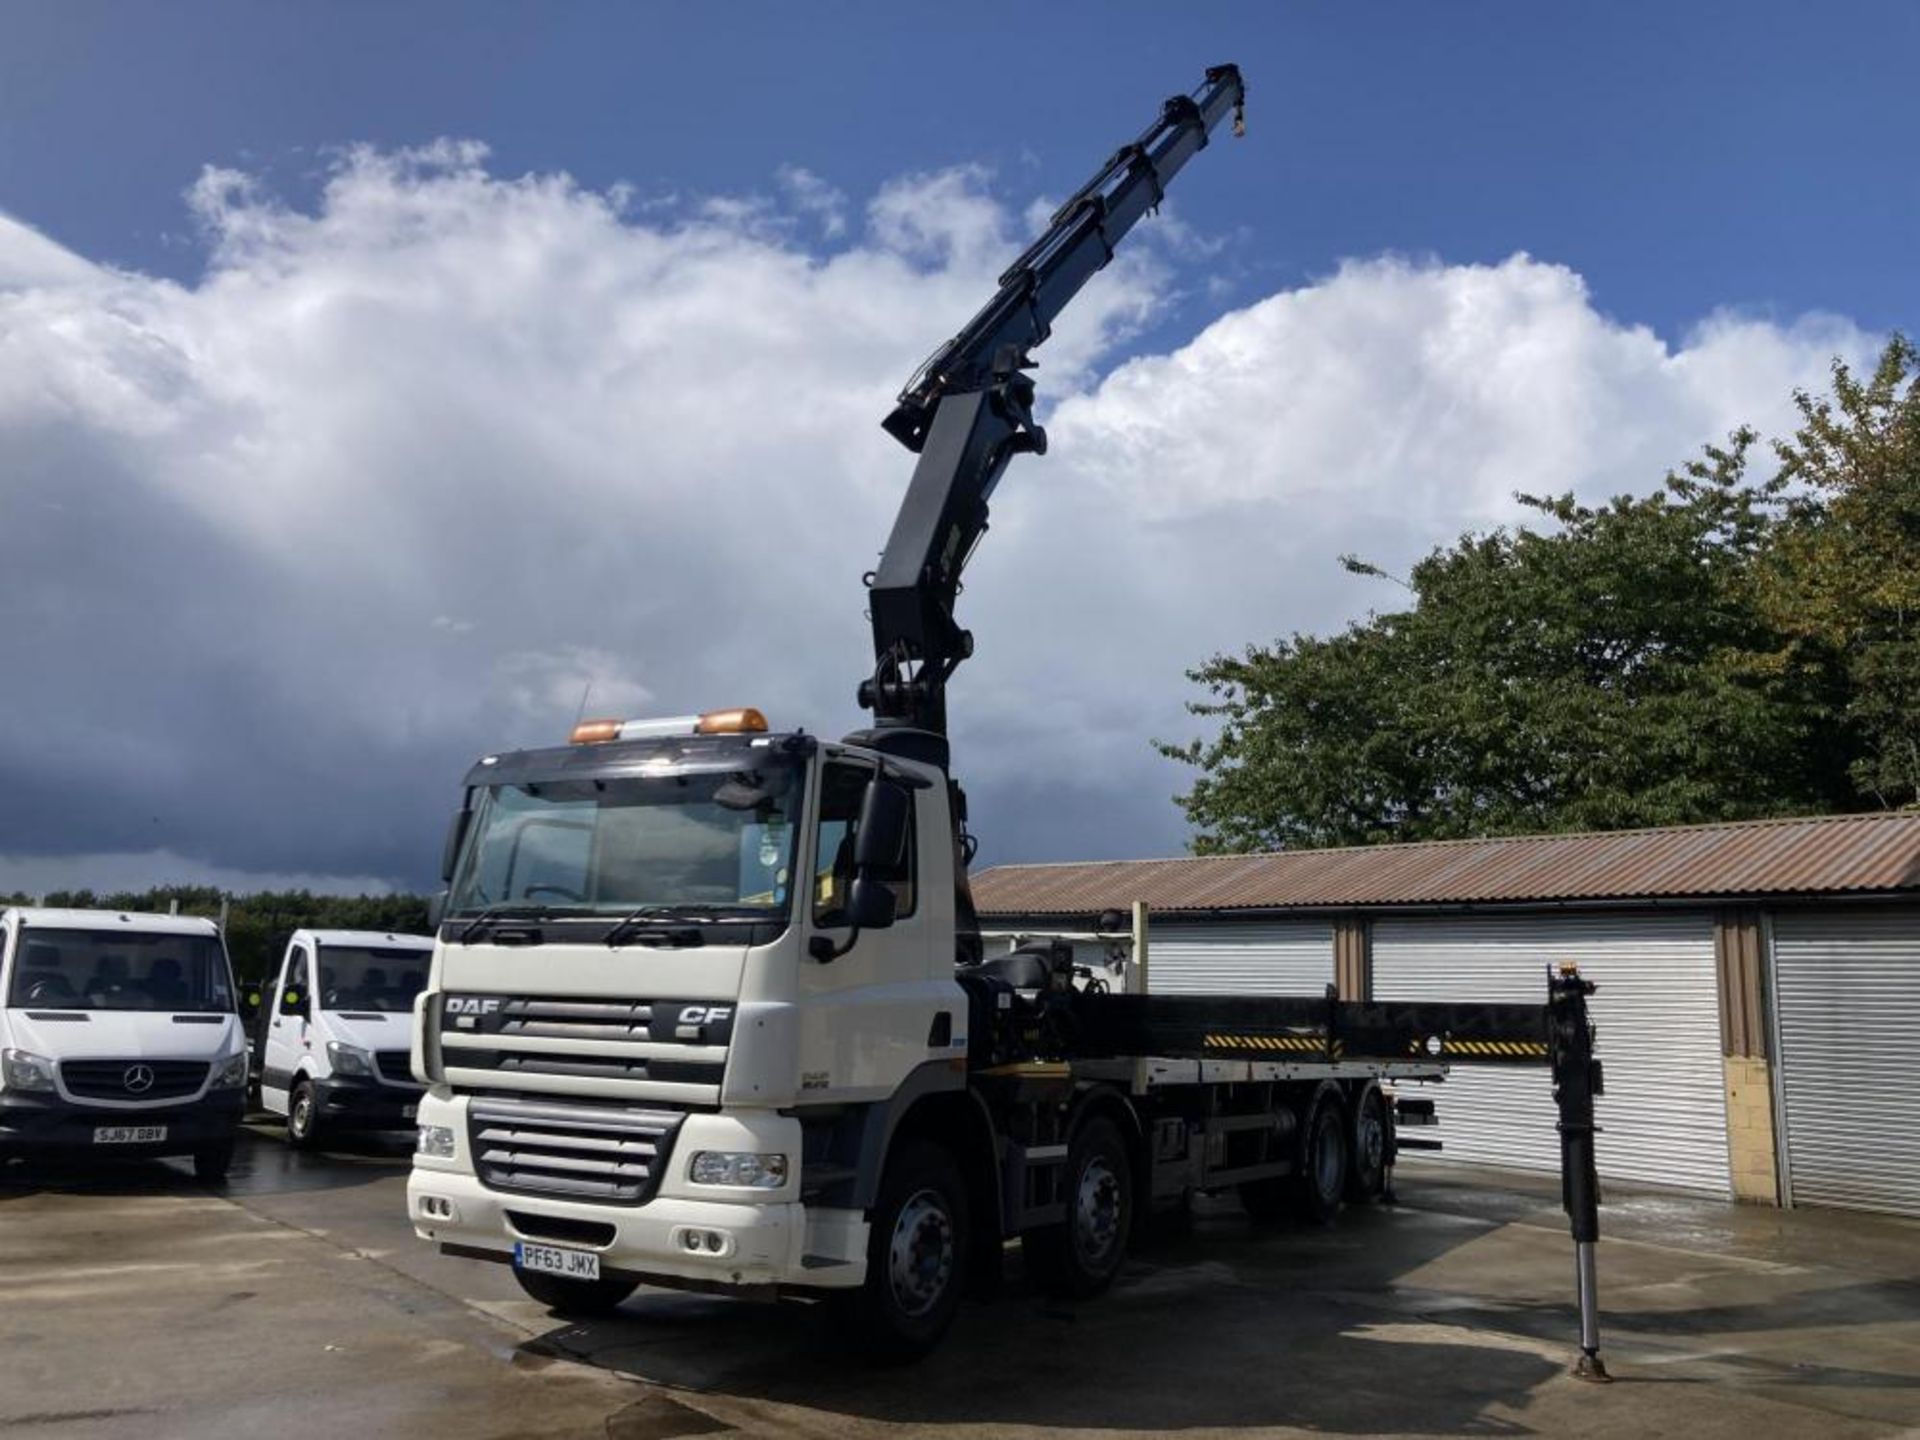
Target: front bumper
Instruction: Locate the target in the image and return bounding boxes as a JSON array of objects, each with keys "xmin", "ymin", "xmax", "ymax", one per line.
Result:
[
  {"xmin": 0, "ymin": 1088, "xmax": 245, "ymax": 1156},
  {"xmin": 408, "ymin": 1091, "xmax": 868, "ymax": 1291},
  {"xmin": 314, "ymin": 1075, "xmax": 422, "ymax": 1130}
]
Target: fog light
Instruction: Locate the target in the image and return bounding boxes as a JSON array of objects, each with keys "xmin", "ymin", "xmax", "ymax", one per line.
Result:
[
  {"xmin": 688, "ymin": 1151, "xmax": 788, "ymax": 1188},
  {"xmin": 416, "ymin": 1124, "xmax": 456, "ymax": 1159},
  {"xmin": 682, "ymin": 1230, "xmax": 702, "ymax": 1251},
  {"xmin": 703, "ymin": 1231, "xmax": 724, "ymax": 1253}
]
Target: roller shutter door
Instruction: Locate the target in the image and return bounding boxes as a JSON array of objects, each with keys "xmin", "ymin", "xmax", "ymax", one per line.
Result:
[
  {"xmin": 1773, "ymin": 909, "xmax": 1920, "ymax": 1217},
  {"xmin": 1147, "ymin": 921, "xmax": 1333, "ymax": 996},
  {"xmin": 1373, "ymin": 914, "xmax": 1728, "ymax": 1195}
]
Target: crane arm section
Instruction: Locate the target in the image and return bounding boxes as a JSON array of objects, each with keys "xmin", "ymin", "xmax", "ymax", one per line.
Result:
[{"xmin": 859, "ymin": 64, "xmax": 1245, "ymax": 735}]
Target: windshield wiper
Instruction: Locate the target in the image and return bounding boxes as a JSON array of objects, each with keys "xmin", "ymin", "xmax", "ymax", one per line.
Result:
[
  {"xmin": 456, "ymin": 903, "xmax": 554, "ymax": 945},
  {"xmin": 603, "ymin": 904, "xmax": 755, "ymax": 948}
]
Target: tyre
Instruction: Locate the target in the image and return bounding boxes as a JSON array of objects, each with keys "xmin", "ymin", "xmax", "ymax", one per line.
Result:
[
  {"xmin": 193, "ymin": 1141, "xmax": 236, "ymax": 1183},
  {"xmin": 1291, "ymin": 1087, "xmax": 1349, "ymax": 1225},
  {"xmin": 847, "ymin": 1138, "xmax": 969, "ymax": 1363},
  {"xmin": 513, "ymin": 1267, "xmax": 637, "ymax": 1318},
  {"xmin": 1346, "ymin": 1085, "xmax": 1390, "ymax": 1204},
  {"xmin": 286, "ymin": 1079, "xmax": 322, "ymax": 1149},
  {"xmin": 1022, "ymin": 1115, "xmax": 1133, "ymax": 1298}
]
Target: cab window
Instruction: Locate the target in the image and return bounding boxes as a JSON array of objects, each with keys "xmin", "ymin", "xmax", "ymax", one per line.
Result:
[
  {"xmin": 283, "ymin": 951, "xmax": 311, "ymax": 1015},
  {"xmin": 812, "ymin": 761, "xmax": 916, "ymax": 925}
]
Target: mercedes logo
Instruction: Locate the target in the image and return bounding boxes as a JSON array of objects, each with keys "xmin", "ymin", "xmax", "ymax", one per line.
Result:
[{"xmin": 123, "ymin": 1064, "xmax": 156, "ymax": 1094}]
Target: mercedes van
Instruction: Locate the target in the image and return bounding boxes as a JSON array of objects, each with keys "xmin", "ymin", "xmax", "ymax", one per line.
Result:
[
  {"xmin": 0, "ymin": 907, "xmax": 247, "ymax": 1179},
  {"xmin": 259, "ymin": 929, "xmax": 432, "ymax": 1146}
]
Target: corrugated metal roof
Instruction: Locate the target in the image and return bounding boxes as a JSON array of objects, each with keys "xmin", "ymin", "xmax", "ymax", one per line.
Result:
[{"xmin": 972, "ymin": 811, "xmax": 1920, "ymax": 918}]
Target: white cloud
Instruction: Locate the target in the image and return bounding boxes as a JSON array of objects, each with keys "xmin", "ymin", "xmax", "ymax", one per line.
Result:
[{"xmin": 0, "ymin": 148, "xmax": 1877, "ymax": 886}]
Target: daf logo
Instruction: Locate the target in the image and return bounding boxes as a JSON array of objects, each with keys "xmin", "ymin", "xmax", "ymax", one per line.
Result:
[
  {"xmin": 444, "ymin": 997, "xmax": 503, "ymax": 1016},
  {"xmin": 123, "ymin": 1064, "xmax": 156, "ymax": 1094}
]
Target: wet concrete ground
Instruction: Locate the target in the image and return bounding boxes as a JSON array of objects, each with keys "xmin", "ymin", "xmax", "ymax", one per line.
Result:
[{"xmin": 3, "ymin": 1123, "xmax": 1918, "ymax": 1438}]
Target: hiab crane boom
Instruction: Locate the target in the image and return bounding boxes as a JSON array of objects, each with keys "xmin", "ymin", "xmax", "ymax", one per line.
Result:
[{"xmin": 409, "ymin": 64, "xmax": 1611, "ymax": 1376}]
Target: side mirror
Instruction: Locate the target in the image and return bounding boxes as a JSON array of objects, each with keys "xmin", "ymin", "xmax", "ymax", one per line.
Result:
[
  {"xmin": 854, "ymin": 779, "xmax": 909, "ymax": 871},
  {"xmin": 279, "ymin": 987, "xmax": 305, "ymax": 1016},
  {"xmin": 440, "ymin": 807, "xmax": 471, "ymax": 885},
  {"xmin": 847, "ymin": 876, "xmax": 897, "ymax": 931}
]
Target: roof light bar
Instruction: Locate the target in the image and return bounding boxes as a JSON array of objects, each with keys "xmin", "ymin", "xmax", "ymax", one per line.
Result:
[{"xmin": 568, "ymin": 709, "xmax": 770, "ymax": 744}]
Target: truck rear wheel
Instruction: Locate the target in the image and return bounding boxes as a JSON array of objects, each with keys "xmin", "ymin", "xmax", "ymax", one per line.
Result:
[
  {"xmin": 1346, "ymin": 1085, "xmax": 1390, "ymax": 1203},
  {"xmin": 1291, "ymin": 1088, "xmax": 1349, "ymax": 1225},
  {"xmin": 847, "ymin": 1138, "xmax": 968, "ymax": 1363},
  {"xmin": 513, "ymin": 1268, "xmax": 638, "ymax": 1318},
  {"xmin": 1022, "ymin": 1115, "xmax": 1133, "ymax": 1299}
]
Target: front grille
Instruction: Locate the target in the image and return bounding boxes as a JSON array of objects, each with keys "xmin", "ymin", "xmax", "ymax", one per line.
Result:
[
  {"xmin": 448, "ymin": 1049, "xmax": 723, "ymax": 1086},
  {"xmin": 490, "ymin": 998, "xmax": 655, "ymax": 1042},
  {"xmin": 62, "ymin": 1059, "xmax": 208, "ymax": 1101},
  {"xmin": 468, "ymin": 1096, "xmax": 685, "ymax": 1204},
  {"xmin": 375, "ymin": 1050, "xmax": 418, "ymax": 1085}
]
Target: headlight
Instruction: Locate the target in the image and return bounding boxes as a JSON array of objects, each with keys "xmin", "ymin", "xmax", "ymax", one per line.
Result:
[
  {"xmin": 688, "ymin": 1151, "xmax": 789, "ymax": 1189},
  {"xmin": 416, "ymin": 1124, "xmax": 457, "ymax": 1159},
  {"xmin": 326, "ymin": 1041, "xmax": 374, "ymax": 1077},
  {"xmin": 2, "ymin": 1048, "xmax": 56, "ymax": 1092},
  {"xmin": 211, "ymin": 1051, "xmax": 249, "ymax": 1089}
]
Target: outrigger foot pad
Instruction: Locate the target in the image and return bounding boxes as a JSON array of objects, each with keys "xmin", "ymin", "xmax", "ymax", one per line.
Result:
[{"xmin": 1571, "ymin": 1351, "xmax": 1613, "ymax": 1384}]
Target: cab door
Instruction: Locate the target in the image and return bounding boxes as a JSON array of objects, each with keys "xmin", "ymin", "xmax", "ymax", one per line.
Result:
[{"xmin": 259, "ymin": 944, "xmax": 313, "ymax": 1116}]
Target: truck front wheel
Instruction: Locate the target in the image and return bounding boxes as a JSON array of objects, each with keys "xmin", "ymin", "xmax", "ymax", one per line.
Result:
[
  {"xmin": 513, "ymin": 1268, "xmax": 638, "ymax": 1318},
  {"xmin": 1022, "ymin": 1115, "xmax": 1133, "ymax": 1298},
  {"xmin": 848, "ymin": 1138, "xmax": 969, "ymax": 1363}
]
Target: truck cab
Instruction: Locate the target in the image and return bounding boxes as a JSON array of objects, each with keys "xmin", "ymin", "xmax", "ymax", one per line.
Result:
[
  {"xmin": 408, "ymin": 711, "xmax": 966, "ymax": 1339},
  {"xmin": 0, "ymin": 907, "xmax": 248, "ymax": 1180},
  {"xmin": 260, "ymin": 928, "xmax": 434, "ymax": 1146}
]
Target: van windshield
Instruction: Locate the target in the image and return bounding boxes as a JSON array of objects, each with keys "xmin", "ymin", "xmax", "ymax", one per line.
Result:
[
  {"xmin": 8, "ymin": 929, "xmax": 235, "ymax": 1013},
  {"xmin": 315, "ymin": 946, "xmax": 430, "ymax": 1013},
  {"xmin": 447, "ymin": 761, "xmax": 800, "ymax": 918}
]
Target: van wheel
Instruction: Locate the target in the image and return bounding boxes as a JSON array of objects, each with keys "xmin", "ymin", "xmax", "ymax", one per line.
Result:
[
  {"xmin": 1291, "ymin": 1088, "xmax": 1349, "ymax": 1225},
  {"xmin": 846, "ymin": 1138, "xmax": 968, "ymax": 1363},
  {"xmin": 287, "ymin": 1080, "xmax": 322, "ymax": 1149},
  {"xmin": 1347, "ymin": 1086, "xmax": 1390, "ymax": 1203},
  {"xmin": 1023, "ymin": 1116, "xmax": 1133, "ymax": 1298},
  {"xmin": 514, "ymin": 1268, "xmax": 637, "ymax": 1317},
  {"xmin": 193, "ymin": 1141, "xmax": 235, "ymax": 1183}
]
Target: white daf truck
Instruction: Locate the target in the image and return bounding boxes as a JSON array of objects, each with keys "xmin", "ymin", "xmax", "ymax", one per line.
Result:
[
  {"xmin": 258, "ymin": 929, "xmax": 433, "ymax": 1146},
  {"xmin": 0, "ymin": 907, "xmax": 248, "ymax": 1179},
  {"xmin": 407, "ymin": 64, "xmax": 1612, "ymax": 1374}
]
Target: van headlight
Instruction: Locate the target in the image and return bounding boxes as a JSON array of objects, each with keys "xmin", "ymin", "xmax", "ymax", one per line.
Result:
[
  {"xmin": 210, "ymin": 1052, "xmax": 249, "ymax": 1089},
  {"xmin": 2, "ymin": 1048, "xmax": 56, "ymax": 1092},
  {"xmin": 326, "ymin": 1041, "xmax": 375, "ymax": 1077},
  {"xmin": 688, "ymin": 1151, "xmax": 789, "ymax": 1188}
]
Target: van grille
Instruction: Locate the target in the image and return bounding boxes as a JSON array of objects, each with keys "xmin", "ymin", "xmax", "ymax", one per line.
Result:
[
  {"xmin": 62, "ymin": 1059, "xmax": 208, "ymax": 1102},
  {"xmin": 467, "ymin": 1096, "xmax": 685, "ymax": 1204}
]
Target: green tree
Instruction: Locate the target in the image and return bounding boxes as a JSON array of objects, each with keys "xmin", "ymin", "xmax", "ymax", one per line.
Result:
[
  {"xmin": 1761, "ymin": 336, "xmax": 1920, "ymax": 808},
  {"xmin": 1162, "ymin": 430, "xmax": 1858, "ymax": 852}
]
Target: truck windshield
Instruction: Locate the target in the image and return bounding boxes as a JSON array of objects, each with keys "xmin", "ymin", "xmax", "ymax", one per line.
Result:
[
  {"xmin": 315, "ymin": 946, "xmax": 430, "ymax": 1013},
  {"xmin": 447, "ymin": 763, "xmax": 800, "ymax": 918},
  {"xmin": 8, "ymin": 929, "xmax": 235, "ymax": 1013}
]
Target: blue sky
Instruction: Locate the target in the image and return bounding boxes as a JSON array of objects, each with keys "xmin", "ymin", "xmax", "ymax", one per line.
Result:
[
  {"xmin": 6, "ymin": 3, "xmax": 1915, "ymax": 339},
  {"xmin": 0, "ymin": 5, "xmax": 1910, "ymax": 892}
]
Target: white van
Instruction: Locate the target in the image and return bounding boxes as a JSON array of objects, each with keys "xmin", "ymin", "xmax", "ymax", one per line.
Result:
[
  {"xmin": 259, "ymin": 929, "xmax": 432, "ymax": 1146},
  {"xmin": 0, "ymin": 907, "xmax": 248, "ymax": 1180}
]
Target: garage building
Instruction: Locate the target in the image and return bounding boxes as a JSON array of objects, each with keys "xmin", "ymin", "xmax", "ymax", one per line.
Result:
[{"xmin": 971, "ymin": 811, "xmax": 1920, "ymax": 1217}]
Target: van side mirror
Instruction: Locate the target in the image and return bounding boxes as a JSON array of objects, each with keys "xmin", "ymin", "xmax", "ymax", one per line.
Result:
[
  {"xmin": 279, "ymin": 987, "xmax": 305, "ymax": 1016},
  {"xmin": 854, "ymin": 779, "xmax": 909, "ymax": 871},
  {"xmin": 847, "ymin": 876, "xmax": 897, "ymax": 931}
]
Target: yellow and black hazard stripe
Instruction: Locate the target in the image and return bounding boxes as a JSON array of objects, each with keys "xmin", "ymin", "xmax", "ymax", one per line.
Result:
[
  {"xmin": 1409, "ymin": 1037, "xmax": 1550, "ymax": 1060},
  {"xmin": 1204, "ymin": 1033, "xmax": 1344, "ymax": 1059}
]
